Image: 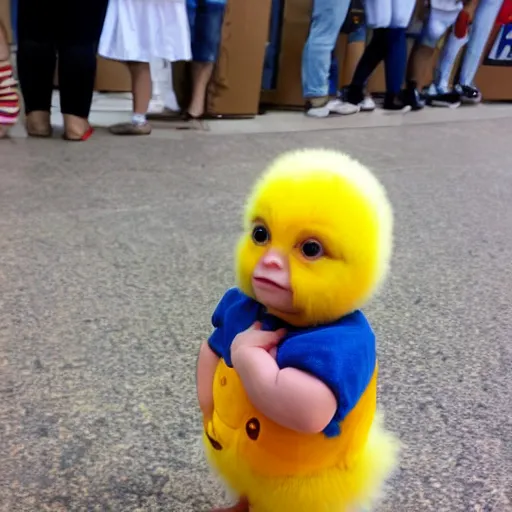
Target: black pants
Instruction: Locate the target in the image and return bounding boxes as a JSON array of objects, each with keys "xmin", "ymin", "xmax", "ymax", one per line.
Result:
[{"xmin": 17, "ymin": 0, "xmax": 108, "ymax": 118}]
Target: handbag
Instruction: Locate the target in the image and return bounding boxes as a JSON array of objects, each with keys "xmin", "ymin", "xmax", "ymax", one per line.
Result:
[{"xmin": 341, "ymin": 0, "xmax": 365, "ymax": 34}]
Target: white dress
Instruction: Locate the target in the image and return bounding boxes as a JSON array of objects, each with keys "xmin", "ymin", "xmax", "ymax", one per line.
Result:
[{"xmin": 99, "ymin": 0, "xmax": 192, "ymax": 63}]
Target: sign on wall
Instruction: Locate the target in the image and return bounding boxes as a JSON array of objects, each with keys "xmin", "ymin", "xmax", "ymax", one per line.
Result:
[{"xmin": 484, "ymin": 0, "xmax": 512, "ymax": 66}]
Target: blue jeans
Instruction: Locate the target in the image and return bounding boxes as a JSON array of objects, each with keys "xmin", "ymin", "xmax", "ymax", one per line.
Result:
[
  {"xmin": 302, "ymin": 0, "xmax": 351, "ymax": 97},
  {"xmin": 349, "ymin": 25, "xmax": 368, "ymax": 44},
  {"xmin": 187, "ymin": 0, "xmax": 226, "ymax": 63},
  {"xmin": 435, "ymin": 0, "xmax": 503, "ymax": 89}
]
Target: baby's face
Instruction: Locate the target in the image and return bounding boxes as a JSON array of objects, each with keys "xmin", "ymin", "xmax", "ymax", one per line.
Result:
[
  {"xmin": 236, "ymin": 177, "xmax": 387, "ymax": 327},
  {"xmin": 250, "ymin": 222, "xmax": 297, "ymax": 316}
]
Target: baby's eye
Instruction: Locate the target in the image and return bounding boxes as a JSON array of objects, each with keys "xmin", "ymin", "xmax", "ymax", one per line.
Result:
[
  {"xmin": 300, "ymin": 239, "xmax": 324, "ymax": 260},
  {"xmin": 252, "ymin": 224, "xmax": 270, "ymax": 245}
]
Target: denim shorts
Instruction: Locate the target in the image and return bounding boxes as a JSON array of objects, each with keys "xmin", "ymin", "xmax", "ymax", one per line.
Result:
[
  {"xmin": 348, "ymin": 24, "xmax": 367, "ymax": 44},
  {"xmin": 187, "ymin": 0, "xmax": 226, "ymax": 63}
]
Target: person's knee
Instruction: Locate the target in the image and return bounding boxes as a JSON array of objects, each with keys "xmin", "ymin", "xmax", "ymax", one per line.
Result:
[
  {"xmin": 421, "ymin": 19, "xmax": 447, "ymax": 48},
  {"xmin": 423, "ymin": 9, "xmax": 459, "ymax": 46},
  {"xmin": 310, "ymin": 9, "xmax": 340, "ymax": 37},
  {"xmin": 59, "ymin": 43, "xmax": 96, "ymax": 64}
]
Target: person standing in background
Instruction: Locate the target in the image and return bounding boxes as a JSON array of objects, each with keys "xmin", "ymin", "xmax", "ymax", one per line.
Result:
[
  {"xmin": 146, "ymin": 0, "xmax": 228, "ymax": 122},
  {"xmin": 430, "ymin": 0, "xmax": 504, "ymax": 104},
  {"xmin": 0, "ymin": 17, "xmax": 20, "ymax": 138},
  {"xmin": 99, "ymin": 0, "xmax": 191, "ymax": 135},
  {"xmin": 404, "ymin": 0, "xmax": 466, "ymax": 110},
  {"xmin": 337, "ymin": 20, "xmax": 377, "ymax": 111},
  {"xmin": 346, "ymin": 0, "xmax": 417, "ymax": 112},
  {"xmin": 302, "ymin": 0, "xmax": 359, "ymax": 117},
  {"xmin": 16, "ymin": 0, "xmax": 108, "ymax": 140},
  {"xmin": 183, "ymin": 0, "xmax": 227, "ymax": 120}
]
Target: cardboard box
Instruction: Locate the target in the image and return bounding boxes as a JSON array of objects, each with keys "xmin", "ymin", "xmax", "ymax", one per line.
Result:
[
  {"xmin": 0, "ymin": 0, "xmax": 13, "ymax": 43},
  {"xmin": 94, "ymin": 57, "xmax": 132, "ymax": 92},
  {"xmin": 171, "ymin": 0, "xmax": 274, "ymax": 117},
  {"xmin": 207, "ymin": 0, "xmax": 273, "ymax": 116},
  {"xmin": 475, "ymin": 24, "xmax": 512, "ymax": 100}
]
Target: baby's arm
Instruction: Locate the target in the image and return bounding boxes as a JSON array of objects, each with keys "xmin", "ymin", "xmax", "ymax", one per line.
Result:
[
  {"xmin": 196, "ymin": 341, "xmax": 219, "ymax": 419},
  {"xmin": 232, "ymin": 347, "xmax": 337, "ymax": 434}
]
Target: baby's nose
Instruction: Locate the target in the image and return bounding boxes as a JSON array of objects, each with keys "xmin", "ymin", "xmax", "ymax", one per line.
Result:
[{"xmin": 262, "ymin": 250, "xmax": 285, "ymax": 269}]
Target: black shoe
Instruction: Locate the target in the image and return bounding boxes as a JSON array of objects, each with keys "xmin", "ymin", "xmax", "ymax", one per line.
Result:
[
  {"xmin": 345, "ymin": 84, "xmax": 364, "ymax": 107},
  {"xmin": 425, "ymin": 90, "xmax": 461, "ymax": 108},
  {"xmin": 402, "ymin": 83, "xmax": 425, "ymax": 111},
  {"xmin": 455, "ymin": 84, "xmax": 482, "ymax": 105},
  {"xmin": 383, "ymin": 92, "xmax": 411, "ymax": 113}
]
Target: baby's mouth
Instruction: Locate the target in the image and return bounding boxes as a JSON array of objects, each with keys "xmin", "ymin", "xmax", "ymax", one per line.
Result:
[{"xmin": 252, "ymin": 276, "xmax": 289, "ymax": 291}]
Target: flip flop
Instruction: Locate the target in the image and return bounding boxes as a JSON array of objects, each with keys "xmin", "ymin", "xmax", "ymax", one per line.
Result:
[{"xmin": 63, "ymin": 126, "xmax": 94, "ymax": 141}]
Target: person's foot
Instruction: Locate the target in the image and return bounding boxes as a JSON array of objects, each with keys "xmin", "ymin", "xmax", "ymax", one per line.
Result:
[
  {"xmin": 382, "ymin": 93, "xmax": 412, "ymax": 113},
  {"xmin": 305, "ymin": 96, "xmax": 359, "ymax": 118},
  {"xmin": 424, "ymin": 84, "xmax": 461, "ymax": 108},
  {"xmin": 403, "ymin": 81, "xmax": 425, "ymax": 111},
  {"xmin": 345, "ymin": 84, "xmax": 365, "ymax": 108},
  {"xmin": 26, "ymin": 110, "xmax": 52, "ymax": 137},
  {"xmin": 109, "ymin": 121, "xmax": 152, "ymax": 135},
  {"xmin": 359, "ymin": 94, "xmax": 376, "ymax": 112},
  {"xmin": 63, "ymin": 114, "xmax": 93, "ymax": 140},
  {"xmin": 455, "ymin": 84, "xmax": 482, "ymax": 105},
  {"xmin": 339, "ymin": 86, "xmax": 375, "ymax": 112}
]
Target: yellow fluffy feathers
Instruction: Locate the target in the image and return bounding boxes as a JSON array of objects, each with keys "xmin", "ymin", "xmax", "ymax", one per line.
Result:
[{"xmin": 235, "ymin": 148, "xmax": 394, "ymax": 327}]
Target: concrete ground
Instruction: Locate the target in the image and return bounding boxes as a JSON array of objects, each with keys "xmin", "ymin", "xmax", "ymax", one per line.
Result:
[{"xmin": 1, "ymin": 107, "xmax": 511, "ymax": 512}]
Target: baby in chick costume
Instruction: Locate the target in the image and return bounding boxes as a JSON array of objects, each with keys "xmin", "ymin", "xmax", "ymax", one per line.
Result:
[{"xmin": 197, "ymin": 149, "xmax": 400, "ymax": 512}]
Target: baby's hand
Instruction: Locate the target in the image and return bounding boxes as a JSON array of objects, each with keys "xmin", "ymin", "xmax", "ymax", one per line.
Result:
[{"xmin": 231, "ymin": 322, "xmax": 286, "ymax": 358}]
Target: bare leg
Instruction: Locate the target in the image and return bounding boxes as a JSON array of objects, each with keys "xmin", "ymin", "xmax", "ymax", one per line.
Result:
[
  {"xmin": 407, "ymin": 42, "xmax": 436, "ymax": 90},
  {"xmin": 211, "ymin": 497, "xmax": 249, "ymax": 512},
  {"xmin": 128, "ymin": 61, "xmax": 152, "ymax": 116},
  {"xmin": 110, "ymin": 62, "xmax": 152, "ymax": 135},
  {"xmin": 0, "ymin": 20, "xmax": 8, "ymax": 60},
  {"xmin": 187, "ymin": 61, "xmax": 214, "ymax": 118}
]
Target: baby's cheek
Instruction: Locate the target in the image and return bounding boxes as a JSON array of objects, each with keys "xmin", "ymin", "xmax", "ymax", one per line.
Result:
[{"xmin": 269, "ymin": 346, "xmax": 277, "ymax": 359}]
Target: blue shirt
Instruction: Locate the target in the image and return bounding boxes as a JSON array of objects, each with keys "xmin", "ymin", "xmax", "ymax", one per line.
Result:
[{"xmin": 208, "ymin": 288, "xmax": 377, "ymax": 438}]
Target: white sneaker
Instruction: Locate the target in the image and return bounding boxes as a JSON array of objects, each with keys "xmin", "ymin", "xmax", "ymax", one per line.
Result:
[
  {"xmin": 306, "ymin": 99, "xmax": 360, "ymax": 118},
  {"xmin": 359, "ymin": 95, "xmax": 376, "ymax": 112}
]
